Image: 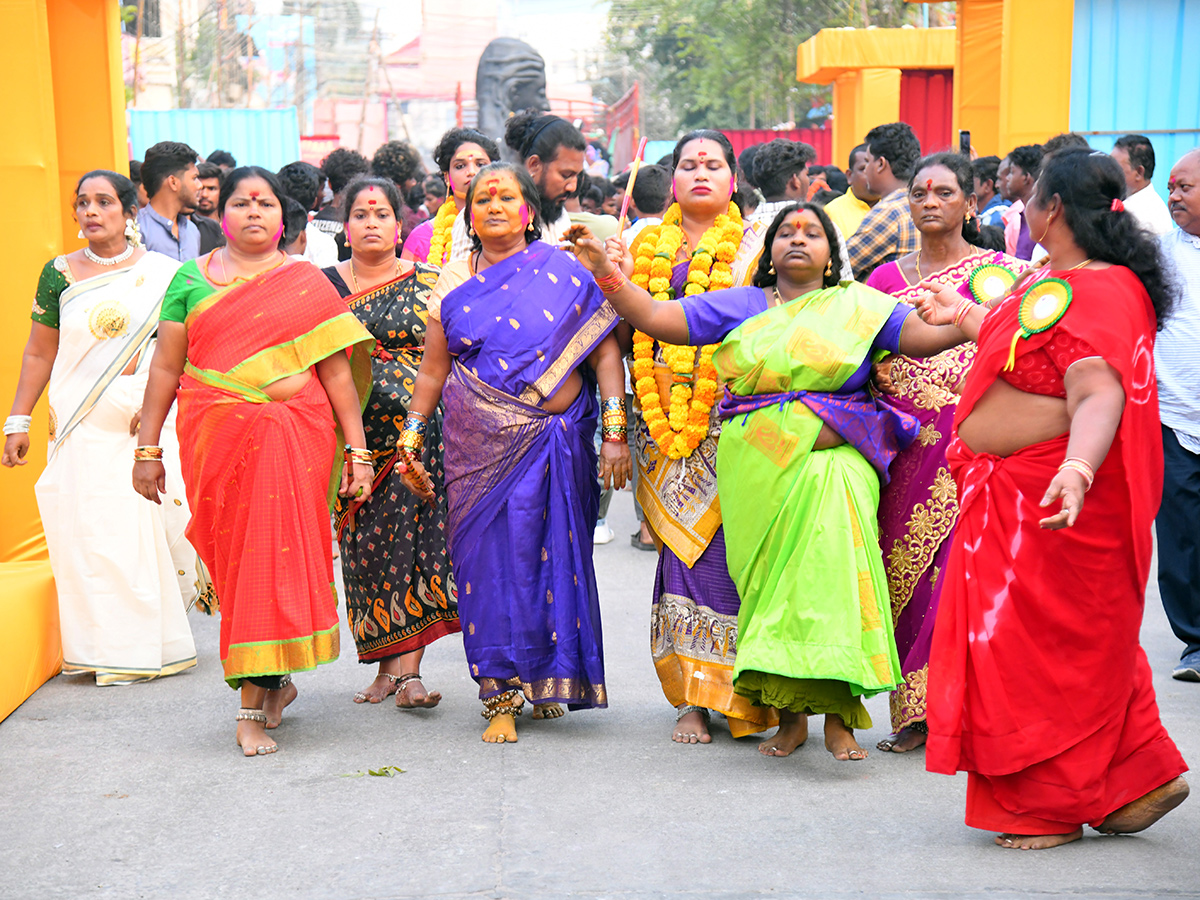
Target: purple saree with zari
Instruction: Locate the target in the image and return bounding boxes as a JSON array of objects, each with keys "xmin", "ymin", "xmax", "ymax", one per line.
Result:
[{"xmin": 439, "ymin": 241, "xmax": 616, "ymax": 708}]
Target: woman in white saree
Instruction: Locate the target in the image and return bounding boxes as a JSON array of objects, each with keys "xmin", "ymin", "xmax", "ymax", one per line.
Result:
[{"xmin": 3, "ymin": 170, "xmax": 201, "ymax": 685}]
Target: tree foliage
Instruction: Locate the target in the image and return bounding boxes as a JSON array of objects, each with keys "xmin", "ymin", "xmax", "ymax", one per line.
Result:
[{"xmin": 604, "ymin": 0, "xmax": 940, "ymax": 136}]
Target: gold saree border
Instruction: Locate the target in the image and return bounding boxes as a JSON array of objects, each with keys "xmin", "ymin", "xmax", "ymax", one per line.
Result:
[
  {"xmin": 222, "ymin": 624, "xmax": 340, "ymax": 685},
  {"xmin": 518, "ymin": 302, "xmax": 618, "ymax": 405}
]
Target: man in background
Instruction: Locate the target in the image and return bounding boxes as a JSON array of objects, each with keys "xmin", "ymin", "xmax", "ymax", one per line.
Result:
[
  {"xmin": 189, "ymin": 161, "xmax": 224, "ymax": 254},
  {"xmin": 846, "ymin": 123, "xmax": 921, "ymax": 279},
  {"xmin": 622, "ymin": 164, "xmax": 671, "ymax": 245},
  {"xmin": 999, "ymin": 144, "xmax": 1044, "ymax": 260},
  {"xmin": 972, "ymin": 155, "xmax": 1010, "ymax": 227},
  {"xmin": 1112, "ymin": 134, "xmax": 1175, "ymax": 236},
  {"xmin": 206, "ymin": 149, "xmax": 236, "ymax": 173},
  {"xmin": 824, "ymin": 143, "xmax": 879, "ymax": 240},
  {"xmin": 137, "ymin": 141, "xmax": 202, "ymax": 261},
  {"xmin": 749, "ymin": 139, "xmax": 816, "ymax": 229}
]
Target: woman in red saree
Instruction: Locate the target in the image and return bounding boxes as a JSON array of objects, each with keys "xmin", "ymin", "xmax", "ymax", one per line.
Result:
[
  {"xmin": 919, "ymin": 149, "xmax": 1188, "ymax": 848},
  {"xmin": 134, "ymin": 168, "xmax": 374, "ymax": 758}
]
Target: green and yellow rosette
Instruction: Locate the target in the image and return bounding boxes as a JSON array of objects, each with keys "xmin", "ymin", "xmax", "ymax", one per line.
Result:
[
  {"xmin": 968, "ymin": 263, "xmax": 1019, "ymax": 305},
  {"xmin": 1004, "ymin": 277, "xmax": 1073, "ymax": 371}
]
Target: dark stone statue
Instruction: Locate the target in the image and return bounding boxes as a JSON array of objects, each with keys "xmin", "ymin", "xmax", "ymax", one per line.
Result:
[{"xmin": 475, "ymin": 38, "xmax": 550, "ymax": 150}]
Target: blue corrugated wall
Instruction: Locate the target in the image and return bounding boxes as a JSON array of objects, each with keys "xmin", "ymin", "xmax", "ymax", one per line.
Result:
[
  {"xmin": 1071, "ymin": 0, "xmax": 1200, "ymax": 195},
  {"xmin": 128, "ymin": 108, "xmax": 302, "ymax": 172}
]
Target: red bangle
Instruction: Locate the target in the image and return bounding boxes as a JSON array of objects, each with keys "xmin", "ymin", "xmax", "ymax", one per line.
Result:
[{"xmin": 595, "ymin": 268, "xmax": 626, "ymax": 294}]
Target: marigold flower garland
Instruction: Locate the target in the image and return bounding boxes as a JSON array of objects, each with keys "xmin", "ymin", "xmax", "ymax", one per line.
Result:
[
  {"xmin": 426, "ymin": 197, "xmax": 458, "ymax": 267},
  {"xmin": 631, "ymin": 200, "xmax": 742, "ymax": 459}
]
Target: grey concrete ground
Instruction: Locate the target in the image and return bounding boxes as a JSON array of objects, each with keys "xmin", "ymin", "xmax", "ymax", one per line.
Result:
[{"xmin": 1, "ymin": 491, "xmax": 1198, "ymax": 900}]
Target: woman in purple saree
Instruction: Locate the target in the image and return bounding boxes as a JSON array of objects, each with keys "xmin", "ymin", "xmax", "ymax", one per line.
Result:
[
  {"xmin": 866, "ymin": 153, "xmax": 1028, "ymax": 753},
  {"xmin": 397, "ymin": 163, "xmax": 631, "ymax": 743}
]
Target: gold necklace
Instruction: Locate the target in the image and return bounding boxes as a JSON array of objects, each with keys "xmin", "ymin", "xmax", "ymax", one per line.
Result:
[
  {"xmin": 203, "ymin": 249, "xmax": 286, "ymax": 287},
  {"xmin": 349, "ymin": 257, "xmax": 401, "ymax": 293}
]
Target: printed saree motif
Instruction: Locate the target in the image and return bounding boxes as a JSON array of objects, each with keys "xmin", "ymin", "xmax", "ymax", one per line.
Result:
[
  {"xmin": 331, "ymin": 264, "xmax": 460, "ymax": 663},
  {"xmin": 176, "ymin": 261, "xmax": 373, "ymax": 687},
  {"xmin": 926, "ymin": 267, "xmax": 1186, "ymax": 832},
  {"xmin": 440, "ymin": 242, "xmax": 615, "ymax": 707},
  {"xmin": 869, "ymin": 250, "xmax": 1027, "ymax": 731},
  {"xmin": 715, "ymin": 283, "xmax": 916, "ymax": 724},
  {"xmin": 36, "ymin": 253, "xmax": 200, "ymax": 683}
]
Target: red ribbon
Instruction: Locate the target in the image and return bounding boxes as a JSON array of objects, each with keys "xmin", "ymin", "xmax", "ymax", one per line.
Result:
[{"xmin": 1111, "ymin": 197, "xmax": 1125, "ymax": 212}]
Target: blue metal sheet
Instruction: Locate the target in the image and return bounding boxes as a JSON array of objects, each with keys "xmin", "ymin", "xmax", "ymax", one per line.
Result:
[
  {"xmin": 1071, "ymin": 0, "xmax": 1200, "ymax": 195},
  {"xmin": 128, "ymin": 108, "xmax": 302, "ymax": 173}
]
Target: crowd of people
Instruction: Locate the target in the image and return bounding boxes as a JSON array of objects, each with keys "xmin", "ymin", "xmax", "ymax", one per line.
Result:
[{"xmin": 3, "ymin": 113, "xmax": 1198, "ymax": 851}]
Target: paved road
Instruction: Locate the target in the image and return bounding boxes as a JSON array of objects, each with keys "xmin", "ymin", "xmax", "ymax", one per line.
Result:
[{"xmin": 2, "ymin": 492, "xmax": 1198, "ymax": 900}]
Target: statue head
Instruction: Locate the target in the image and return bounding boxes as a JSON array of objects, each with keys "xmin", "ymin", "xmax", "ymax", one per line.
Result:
[{"xmin": 475, "ymin": 38, "xmax": 550, "ymax": 148}]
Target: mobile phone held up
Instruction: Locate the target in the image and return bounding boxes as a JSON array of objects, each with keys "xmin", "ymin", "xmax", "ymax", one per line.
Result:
[{"xmin": 959, "ymin": 130, "xmax": 972, "ymax": 157}]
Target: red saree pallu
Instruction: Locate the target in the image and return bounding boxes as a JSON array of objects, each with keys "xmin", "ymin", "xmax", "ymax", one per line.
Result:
[
  {"xmin": 176, "ymin": 263, "xmax": 373, "ymax": 687},
  {"xmin": 926, "ymin": 267, "xmax": 1187, "ymax": 833}
]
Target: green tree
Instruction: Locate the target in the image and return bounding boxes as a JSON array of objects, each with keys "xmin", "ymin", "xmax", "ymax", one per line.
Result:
[{"xmin": 604, "ymin": 0, "xmax": 944, "ymax": 136}]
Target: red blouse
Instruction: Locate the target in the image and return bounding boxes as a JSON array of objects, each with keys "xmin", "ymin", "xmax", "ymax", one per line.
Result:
[{"xmin": 998, "ymin": 330, "xmax": 1100, "ymax": 398}]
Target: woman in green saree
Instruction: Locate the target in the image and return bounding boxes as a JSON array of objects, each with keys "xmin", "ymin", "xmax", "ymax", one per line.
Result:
[{"xmin": 568, "ymin": 203, "xmax": 968, "ymax": 760}]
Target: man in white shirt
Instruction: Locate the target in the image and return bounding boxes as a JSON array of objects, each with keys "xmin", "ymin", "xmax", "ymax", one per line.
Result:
[
  {"xmin": 620, "ymin": 164, "xmax": 671, "ymax": 246},
  {"xmin": 748, "ymin": 139, "xmax": 815, "ymax": 230},
  {"xmin": 1112, "ymin": 134, "xmax": 1175, "ymax": 236},
  {"xmin": 1155, "ymin": 148, "xmax": 1200, "ymax": 681}
]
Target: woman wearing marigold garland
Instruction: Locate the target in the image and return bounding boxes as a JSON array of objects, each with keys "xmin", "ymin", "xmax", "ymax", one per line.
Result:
[
  {"xmin": 571, "ymin": 202, "xmax": 971, "ymax": 760},
  {"xmin": 396, "ymin": 163, "xmax": 630, "ymax": 744},
  {"xmin": 400, "ymin": 128, "xmax": 499, "ymax": 267},
  {"xmin": 865, "ymin": 153, "xmax": 1029, "ymax": 754},
  {"xmin": 323, "ymin": 177, "xmax": 459, "ymax": 708},
  {"xmin": 133, "ymin": 167, "xmax": 375, "ymax": 758},
  {"xmin": 619, "ymin": 130, "xmax": 769, "ymax": 745},
  {"xmin": 917, "ymin": 149, "xmax": 1187, "ymax": 849}
]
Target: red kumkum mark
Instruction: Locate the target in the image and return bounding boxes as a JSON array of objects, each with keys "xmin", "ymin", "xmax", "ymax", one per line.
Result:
[
  {"xmin": 249, "ymin": 191, "xmax": 260, "ymax": 198},
  {"xmin": 926, "ymin": 179, "xmax": 933, "ymax": 190}
]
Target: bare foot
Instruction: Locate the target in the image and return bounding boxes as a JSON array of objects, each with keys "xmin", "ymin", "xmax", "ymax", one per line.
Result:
[
  {"xmin": 395, "ymin": 675, "xmax": 442, "ymax": 709},
  {"xmin": 353, "ymin": 673, "xmax": 398, "ymax": 705},
  {"xmin": 877, "ymin": 725, "xmax": 927, "ymax": 753},
  {"xmin": 264, "ymin": 679, "xmax": 297, "ymax": 729},
  {"xmin": 532, "ymin": 702, "xmax": 564, "ymax": 720},
  {"xmin": 1096, "ymin": 776, "xmax": 1189, "ymax": 834},
  {"xmin": 673, "ymin": 709, "xmax": 712, "ymax": 744},
  {"xmin": 482, "ymin": 712, "xmax": 518, "ymax": 743},
  {"xmin": 759, "ymin": 710, "xmax": 807, "ymax": 757},
  {"xmin": 995, "ymin": 829, "xmax": 1083, "ymax": 850},
  {"xmin": 824, "ymin": 714, "xmax": 867, "ymax": 760},
  {"xmin": 236, "ymin": 718, "xmax": 278, "ymax": 757}
]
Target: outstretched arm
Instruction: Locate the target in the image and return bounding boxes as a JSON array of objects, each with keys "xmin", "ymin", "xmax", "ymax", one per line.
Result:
[
  {"xmin": 588, "ymin": 332, "xmax": 632, "ymax": 491},
  {"xmin": 132, "ymin": 322, "xmax": 187, "ymax": 503},
  {"xmin": 2, "ymin": 323, "xmax": 58, "ymax": 467},
  {"xmin": 565, "ymin": 225, "xmax": 691, "ymax": 345}
]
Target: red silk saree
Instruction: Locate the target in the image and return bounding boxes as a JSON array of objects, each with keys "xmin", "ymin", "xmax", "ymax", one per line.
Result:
[{"xmin": 173, "ymin": 261, "xmax": 373, "ymax": 687}]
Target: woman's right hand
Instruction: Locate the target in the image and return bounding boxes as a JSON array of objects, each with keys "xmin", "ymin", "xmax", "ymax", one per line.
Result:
[
  {"xmin": 605, "ymin": 235, "xmax": 634, "ymax": 277},
  {"xmin": 396, "ymin": 451, "xmax": 435, "ymax": 505},
  {"xmin": 563, "ymin": 225, "xmax": 614, "ymax": 278},
  {"xmin": 2, "ymin": 433, "xmax": 29, "ymax": 467},
  {"xmin": 915, "ymin": 279, "xmax": 967, "ymax": 327},
  {"xmin": 132, "ymin": 460, "xmax": 166, "ymax": 504}
]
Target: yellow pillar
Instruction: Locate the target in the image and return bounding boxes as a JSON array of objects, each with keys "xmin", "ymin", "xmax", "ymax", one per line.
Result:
[
  {"xmin": 952, "ymin": 0, "xmax": 1004, "ymax": 156},
  {"xmin": 46, "ymin": 0, "xmax": 129, "ymax": 251},
  {"xmin": 833, "ymin": 69, "xmax": 902, "ymax": 168},
  {"xmin": 997, "ymin": 0, "xmax": 1074, "ymax": 151}
]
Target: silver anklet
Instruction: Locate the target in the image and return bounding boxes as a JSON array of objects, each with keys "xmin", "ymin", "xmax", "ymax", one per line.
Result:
[{"xmin": 236, "ymin": 708, "xmax": 267, "ymax": 723}]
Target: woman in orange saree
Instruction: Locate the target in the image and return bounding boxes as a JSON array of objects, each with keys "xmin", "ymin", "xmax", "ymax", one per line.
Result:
[
  {"xmin": 919, "ymin": 150, "xmax": 1188, "ymax": 849},
  {"xmin": 134, "ymin": 167, "xmax": 374, "ymax": 758}
]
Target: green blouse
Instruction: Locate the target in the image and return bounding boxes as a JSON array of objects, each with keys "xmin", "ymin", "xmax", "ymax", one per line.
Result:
[
  {"xmin": 30, "ymin": 258, "xmax": 73, "ymax": 329},
  {"xmin": 159, "ymin": 259, "xmax": 217, "ymax": 324}
]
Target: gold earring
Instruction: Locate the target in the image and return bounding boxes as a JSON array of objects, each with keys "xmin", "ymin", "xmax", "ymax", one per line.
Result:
[
  {"xmin": 825, "ymin": 259, "xmax": 833, "ymax": 278},
  {"xmin": 768, "ymin": 262, "xmax": 775, "ymax": 274}
]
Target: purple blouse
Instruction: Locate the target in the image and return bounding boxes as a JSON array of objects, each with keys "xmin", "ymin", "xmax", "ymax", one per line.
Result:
[{"xmin": 680, "ymin": 285, "xmax": 911, "ymax": 393}]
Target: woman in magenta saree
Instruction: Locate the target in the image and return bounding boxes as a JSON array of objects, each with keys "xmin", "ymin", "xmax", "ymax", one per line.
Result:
[
  {"xmin": 866, "ymin": 154, "xmax": 1028, "ymax": 752},
  {"xmin": 398, "ymin": 163, "xmax": 630, "ymax": 743}
]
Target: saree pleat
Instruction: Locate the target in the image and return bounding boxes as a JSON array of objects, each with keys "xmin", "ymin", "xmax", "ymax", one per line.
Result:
[
  {"xmin": 926, "ymin": 266, "xmax": 1187, "ymax": 832},
  {"xmin": 175, "ymin": 262, "xmax": 373, "ymax": 687},
  {"xmin": 330, "ymin": 264, "xmax": 459, "ymax": 662},
  {"xmin": 439, "ymin": 243, "xmax": 614, "ymax": 708},
  {"xmin": 35, "ymin": 254, "xmax": 199, "ymax": 683}
]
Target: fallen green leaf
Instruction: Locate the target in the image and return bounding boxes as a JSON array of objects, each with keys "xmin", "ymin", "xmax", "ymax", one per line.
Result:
[{"xmin": 338, "ymin": 765, "xmax": 405, "ymax": 778}]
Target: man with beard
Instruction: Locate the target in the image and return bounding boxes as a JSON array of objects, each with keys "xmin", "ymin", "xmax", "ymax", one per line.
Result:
[
  {"xmin": 190, "ymin": 161, "xmax": 225, "ymax": 253},
  {"xmin": 137, "ymin": 141, "xmax": 203, "ymax": 261},
  {"xmin": 503, "ymin": 110, "xmax": 586, "ymax": 242}
]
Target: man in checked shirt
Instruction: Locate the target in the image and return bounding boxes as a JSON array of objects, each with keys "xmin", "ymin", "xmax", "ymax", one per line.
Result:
[{"xmin": 845, "ymin": 122, "xmax": 923, "ymax": 281}]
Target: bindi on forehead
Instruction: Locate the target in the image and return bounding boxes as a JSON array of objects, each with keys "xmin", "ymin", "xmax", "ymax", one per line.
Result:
[
  {"xmin": 249, "ymin": 191, "xmax": 260, "ymax": 198},
  {"xmin": 926, "ymin": 179, "xmax": 933, "ymax": 189}
]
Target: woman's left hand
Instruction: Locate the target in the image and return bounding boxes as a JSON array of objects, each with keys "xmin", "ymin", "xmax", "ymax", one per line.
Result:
[
  {"xmin": 915, "ymin": 279, "xmax": 966, "ymax": 327},
  {"xmin": 563, "ymin": 225, "xmax": 614, "ymax": 278},
  {"xmin": 871, "ymin": 355, "xmax": 897, "ymax": 395},
  {"xmin": 599, "ymin": 440, "xmax": 632, "ymax": 491},
  {"xmin": 341, "ymin": 460, "xmax": 374, "ymax": 502},
  {"xmin": 1039, "ymin": 469, "xmax": 1086, "ymax": 529}
]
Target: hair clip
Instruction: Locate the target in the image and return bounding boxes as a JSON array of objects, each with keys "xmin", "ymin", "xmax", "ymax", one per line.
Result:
[{"xmin": 1110, "ymin": 198, "xmax": 1125, "ymax": 212}]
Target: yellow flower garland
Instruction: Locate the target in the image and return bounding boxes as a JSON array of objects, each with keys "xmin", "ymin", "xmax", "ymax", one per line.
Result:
[
  {"xmin": 426, "ymin": 197, "xmax": 458, "ymax": 267},
  {"xmin": 631, "ymin": 200, "xmax": 742, "ymax": 459}
]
